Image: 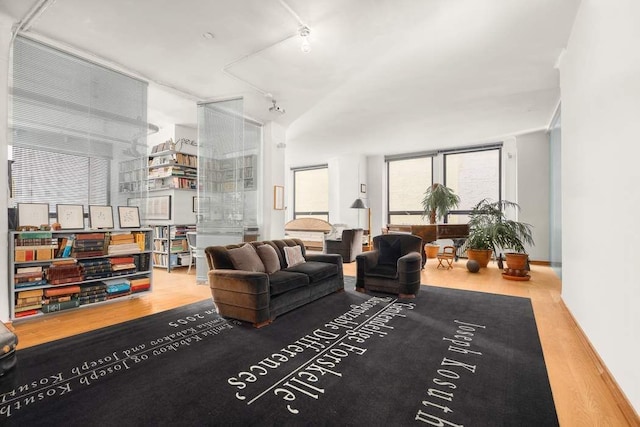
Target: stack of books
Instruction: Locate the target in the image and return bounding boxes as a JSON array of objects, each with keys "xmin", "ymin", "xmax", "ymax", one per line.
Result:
[
  {"xmin": 130, "ymin": 277, "xmax": 151, "ymax": 293},
  {"xmin": 45, "ymin": 259, "xmax": 83, "ymax": 285},
  {"xmin": 78, "ymin": 282, "xmax": 108, "ymax": 305},
  {"xmin": 14, "ymin": 266, "xmax": 46, "ymax": 289},
  {"xmin": 131, "ymin": 253, "xmax": 150, "ymax": 272},
  {"xmin": 42, "ymin": 285, "xmax": 81, "ymax": 313},
  {"xmin": 108, "ymin": 232, "xmax": 141, "ymax": 255},
  {"xmin": 110, "ymin": 256, "xmax": 137, "ymax": 276},
  {"xmin": 78, "ymin": 259, "xmax": 112, "ymax": 280},
  {"xmin": 15, "ymin": 288, "xmax": 44, "ymax": 317},
  {"xmin": 103, "ymin": 278, "xmax": 131, "ymax": 299},
  {"xmin": 72, "ymin": 233, "xmax": 107, "ymax": 258},
  {"xmin": 14, "ymin": 231, "xmax": 57, "ymax": 261}
]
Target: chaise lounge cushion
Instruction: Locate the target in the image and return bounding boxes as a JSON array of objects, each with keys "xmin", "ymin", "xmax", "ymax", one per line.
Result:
[
  {"xmin": 268, "ymin": 270, "xmax": 310, "ymax": 296},
  {"xmin": 284, "ymin": 261, "xmax": 338, "ymax": 283}
]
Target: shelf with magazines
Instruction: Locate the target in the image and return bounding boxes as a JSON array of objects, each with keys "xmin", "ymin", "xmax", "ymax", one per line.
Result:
[
  {"xmin": 150, "ymin": 224, "xmax": 195, "ymax": 272},
  {"xmin": 9, "ymin": 228, "xmax": 153, "ymax": 321}
]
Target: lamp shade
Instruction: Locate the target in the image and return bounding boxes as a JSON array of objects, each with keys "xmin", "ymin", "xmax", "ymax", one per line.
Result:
[{"xmin": 350, "ymin": 198, "xmax": 368, "ymax": 209}]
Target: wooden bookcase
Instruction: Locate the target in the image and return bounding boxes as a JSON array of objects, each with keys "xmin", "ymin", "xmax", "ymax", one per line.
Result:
[{"xmin": 9, "ymin": 228, "xmax": 153, "ymax": 321}]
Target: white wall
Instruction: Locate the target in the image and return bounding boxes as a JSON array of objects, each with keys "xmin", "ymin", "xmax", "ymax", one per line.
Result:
[
  {"xmin": 515, "ymin": 131, "xmax": 550, "ymax": 262},
  {"xmin": 262, "ymin": 122, "xmax": 286, "ymax": 240},
  {"xmin": 560, "ymin": 0, "xmax": 640, "ymax": 410}
]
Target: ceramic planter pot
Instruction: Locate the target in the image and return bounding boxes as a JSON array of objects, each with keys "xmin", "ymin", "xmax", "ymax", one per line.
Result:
[
  {"xmin": 466, "ymin": 249, "xmax": 492, "ymax": 268},
  {"xmin": 424, "ymin": 244, "xmax": 440, "ymax": 259}
]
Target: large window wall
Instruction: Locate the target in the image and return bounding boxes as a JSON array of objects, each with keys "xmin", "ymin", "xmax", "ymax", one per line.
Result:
[
  {"xmin": 386, "ymin": 145, "xmax": 501, "ymax": 225},
  {"xmin": 292, "ymin": 166, "xmax": 329, "ymax": 221},
  {"xmin": 387, "ymin": 155, "xmax": 433, "ymax": 224}
]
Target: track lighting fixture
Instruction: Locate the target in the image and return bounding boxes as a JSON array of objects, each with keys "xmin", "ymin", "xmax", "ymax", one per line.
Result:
[{"xmin": 299, "ymin": 26, "xmax": 311, "ymax": 53}]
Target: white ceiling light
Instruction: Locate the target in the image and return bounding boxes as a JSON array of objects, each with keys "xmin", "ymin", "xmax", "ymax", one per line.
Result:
[{"xmin": 299, "ymin": 26, "xmax": 311, "ymax": 53}]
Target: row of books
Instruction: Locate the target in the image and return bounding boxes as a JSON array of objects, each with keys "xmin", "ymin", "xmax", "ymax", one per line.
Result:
[
  {"xmin": 14, "ymin": 254, "xmax": 151, "ymax": 289},
  {"xmin": 14, "ymin": 277, "xmax": 151, "ymax": 318}
]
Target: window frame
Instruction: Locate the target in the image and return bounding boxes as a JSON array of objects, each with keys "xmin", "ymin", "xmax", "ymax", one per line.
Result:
[
  {"xmin": 292, "ymin": 164, "xmax": 329, "ymax": 221},
  {"xmin": 386, "ymin": 154, "xmax": 434, "ymax": 225}
]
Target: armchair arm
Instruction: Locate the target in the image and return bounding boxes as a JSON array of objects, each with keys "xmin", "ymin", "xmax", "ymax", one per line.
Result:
[
  {"xmin": 397, "ymin": 252, "xmax": 422, "ymax": 293},
  {"xmin": 355, "ymin": 251, "xmax": 380, "ymax": 288}
]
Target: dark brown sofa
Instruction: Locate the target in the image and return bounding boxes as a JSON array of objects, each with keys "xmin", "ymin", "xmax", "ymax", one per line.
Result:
[{"xmin": 205, "ymin": 239, "xmax": 344, "ymax": 327}]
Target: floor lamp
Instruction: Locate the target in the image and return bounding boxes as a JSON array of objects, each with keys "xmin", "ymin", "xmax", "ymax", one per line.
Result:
[{"xmin": 350, "ymin": 198, "xmax": 371, "ymax": 248}]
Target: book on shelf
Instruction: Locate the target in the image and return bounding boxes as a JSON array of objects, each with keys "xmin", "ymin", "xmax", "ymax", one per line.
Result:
[
  {"xmin": 16, "ymin": 295, "xmax": 43, "ymax": 305},
  {"xmin": 15, "ymin": 279, "xmax": 47, "ymax": 289},
  {"xmin": 15, "ymin": 303, "xmax": 43, "ymax": 312},
  {"xmin": 41, "ymin": 299, "xmax": 80, "ymax": 313},
  {"xmin": 17, "ymin": 288, "xmax": 44, "ymax": 299},
  {"xmin": 76, "ymin": 233, "xmax": 106, "ymax": 240},
  {"xmin": 43, "ymin": 285, "xmax": 81, "ymax": 297},
  {"xmin": 15, "ymin": 309, "xmax": 39, "ymax": 318}
]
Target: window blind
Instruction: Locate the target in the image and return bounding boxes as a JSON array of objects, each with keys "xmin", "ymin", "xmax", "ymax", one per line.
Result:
[{"xmin": 10, "ymin": 36, "xmax": 148, "ymax": 213}]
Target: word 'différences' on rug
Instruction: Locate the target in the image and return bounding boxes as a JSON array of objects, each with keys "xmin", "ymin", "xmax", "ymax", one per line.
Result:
[{"xmin": 1, "ymin": 284, "xmax": 558, "ymax": 426}]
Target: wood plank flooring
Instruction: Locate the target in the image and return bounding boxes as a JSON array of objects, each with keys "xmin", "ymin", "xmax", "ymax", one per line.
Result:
[{"xmin": 11, "ymin": 261, "xmax": 639, "ymax": 426}]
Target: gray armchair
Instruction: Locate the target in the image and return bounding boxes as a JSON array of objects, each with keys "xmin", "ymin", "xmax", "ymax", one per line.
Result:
[
  {"xmin": 356, "ymin": 234, "xmax": 423, "ymax": 298},
  {"xmin": 325, "ymin": 228, "xmax": 364, "ymax": 263}
]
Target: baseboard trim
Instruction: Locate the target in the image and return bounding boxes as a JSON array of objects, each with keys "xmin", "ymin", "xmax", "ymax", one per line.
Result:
[{"xmin": 560, "ymin": 299, "xmax": 639, "ymax": 424}]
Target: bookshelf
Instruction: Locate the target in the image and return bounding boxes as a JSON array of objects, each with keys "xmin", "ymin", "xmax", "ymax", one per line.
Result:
[
  {"xmin": 148, "ymin": 150, "xmax": 197, "ymax": 191},
  {"xmin": 9, "ymin": 228, "xmax": 153, "ymax": 321},
  {"xmin": 151, "ymin": 224, "xmax": 195, "ymax": 272}
]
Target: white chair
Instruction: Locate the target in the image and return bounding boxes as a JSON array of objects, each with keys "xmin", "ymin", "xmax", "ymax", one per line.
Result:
[{"xmin": 186, "ymin": 232, "xmax": 202, "ymax": 274}]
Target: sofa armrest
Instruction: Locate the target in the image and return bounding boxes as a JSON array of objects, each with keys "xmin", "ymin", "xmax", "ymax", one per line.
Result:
[
  {"xmin": 208, "ymin": 269, "xmax": 269, "ymax": 294},
  {"xmin": 305, "ymin": 253, "xmax": 344, "ymax": 280},
  {"xmin": 397, "ymin": 252, "xmax": 422, "ymax": 287},
  {"xmin": 306, "ymin": 253, "xmax": 342, "ymax": 265}
]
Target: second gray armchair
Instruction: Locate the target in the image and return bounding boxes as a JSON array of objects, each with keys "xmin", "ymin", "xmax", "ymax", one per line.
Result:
[{"xmin": 324, "ymin": 228, "xmax": 364, "ymax": 263}]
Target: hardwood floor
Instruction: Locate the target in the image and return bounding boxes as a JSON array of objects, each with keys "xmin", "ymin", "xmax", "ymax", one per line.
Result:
[{"xmin": 11, "ymin": 262, "xmax": 639, "ymax": 426}]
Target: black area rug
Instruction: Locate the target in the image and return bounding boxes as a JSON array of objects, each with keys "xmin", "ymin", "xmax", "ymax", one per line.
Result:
[{"xmin": 1, "ymin": 279, "xmax": 558, "ymax": 426}]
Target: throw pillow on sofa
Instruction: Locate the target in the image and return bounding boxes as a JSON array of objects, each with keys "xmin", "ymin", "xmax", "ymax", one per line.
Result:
[
  {"xmin": 228, "ymin": 243, "xmax": 265, "ymax": 272},
  {"xmin": 283, "ymin": 245, "xmax": 305, "ymax": 268},
  {"xmin": 256, "ymin": 244, "xmax": 281, "ymax": 274}
]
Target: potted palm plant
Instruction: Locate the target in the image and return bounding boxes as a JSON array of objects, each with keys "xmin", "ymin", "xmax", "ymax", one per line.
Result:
[
  {"xmin": 421, "ymin": 183, "xmax": 460, "ymax": 258},
  {"xmin": 463, "ymin": 198, "xmax": 534, "ymax": 276}
]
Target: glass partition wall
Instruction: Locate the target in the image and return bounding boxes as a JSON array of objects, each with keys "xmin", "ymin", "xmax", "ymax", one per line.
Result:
[{"xmin": 196, "ymin": 98, "xmax": 260, "ymax": 282}]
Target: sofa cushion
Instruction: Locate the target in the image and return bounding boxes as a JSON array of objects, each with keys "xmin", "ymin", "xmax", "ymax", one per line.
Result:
[
  {"xmin": 269, "ymin": 270, "xmax": 310, "ymax": 296},
  {"xmin": 227, "ymin": 243, "xmax": 265, "ymax": 272},
  {"xmin": 284, "ymin": 245, "xmax": 305, "ymax": 268},
  {"xmin": 378, "ymin": 238, "xmax": 401, "ymax": 265},
  {"xmin": 284, "ymin": 261, "xmax": 338, "ymax": 283},
  {"xmin": 256, "ymin": 244, "xmax": 281, "ymax": 274}
]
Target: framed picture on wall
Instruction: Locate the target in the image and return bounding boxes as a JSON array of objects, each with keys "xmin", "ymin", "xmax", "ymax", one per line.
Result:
[
  {"xmin": 146, "ymin": 195, "xmax": 171, "ymax": 220},
  {"xmin": 17, "ymin": 203, "xmax": 50, "ymax": 228},
  {"xmin": 274, "ymin": 185, "xmax": 285, "ymax": 210},
  {"xmin": 89, "ymin": 205, "xmax": 114, "ymax": 229},
  {"xmin": 56, "ymin": 204, "xmax": 85, "ymax": 229},
  {"xmin": 118, "ymin": 206, "xmax": 141, "ymax": 228}
]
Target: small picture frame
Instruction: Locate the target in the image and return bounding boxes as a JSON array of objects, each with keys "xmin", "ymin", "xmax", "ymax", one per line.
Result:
[
  {"xmin": 89, "ymin": 205, "xmax": 114, "ymax": 229},
  {"xmin": 146, "ymin": 195, "xmax": 171, "ymax": 220},
  {"xmin": 17, "ymin": 203, "xmax": 50, "ymax": 228},
  {"xmin": 56, "ymin": 204, "xmax": 85, "ymax": 230},
  {"xmin": 118, "ymin": 206, "xmax": 141, "ymax": 228},
  {"xmin": 274, "ymin": 185, "xmax": 285, "ymax": 210},
  {"xmin": 360, "ymin": 183, "xmax": 367, "ymax": 194}
]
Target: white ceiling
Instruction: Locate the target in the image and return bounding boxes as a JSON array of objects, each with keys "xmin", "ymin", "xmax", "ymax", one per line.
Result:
[{"xmin": 1, "ymin": 0, "xmax": 581, "ymax": 156}]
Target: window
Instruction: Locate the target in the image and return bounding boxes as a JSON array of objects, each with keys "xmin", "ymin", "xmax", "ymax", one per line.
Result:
[
  {"xmin": 293, "ymin": 166, "xmax": 329, "ymax": 221},
  {"xmin": 444, "ymin": 147, "xmax": 501, "ymax": 224},
  {"xmin": 11, "ymin": 147, "xmax": 109, "ymax": 210},
  {"xmin": 9, "ymin": 36, "xmax": 148, "ymax": 218},
  {"xmin": 387, "ymin": 156, "xmax": 433, "ymax": 224}
]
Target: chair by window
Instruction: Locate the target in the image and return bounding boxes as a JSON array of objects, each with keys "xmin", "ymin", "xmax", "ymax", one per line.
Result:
[
  {"xmin": 186, "ymin": 232, "xmax": 203, "ymax": 274},
  {"xmin": 324, "ymin": 228, "xmax": 364, "ymax": 263},
  {"xmin": 355, "ymin": 234, "xmax": 422, "ymax": 298},
  {"xmin": 437, "ymin": 245, "xmax": 456, "ymax": 270}
]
